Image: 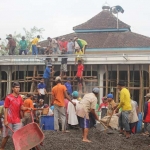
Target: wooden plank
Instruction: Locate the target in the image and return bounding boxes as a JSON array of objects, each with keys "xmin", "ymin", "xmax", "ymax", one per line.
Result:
[
  {"xmin": 0, "ymin": 66, "xmax": 2, "ymax": 99},
  {"xmin": 127, "ymin": 65, "xmax": 130, "ymax": 89},
  {"xmin": 149, "ymin": 65, "xmax": 150, "ymax": 92},
  {"xmin": 116, "ymin": 65, "xmax": 119, "ymax": 103},
  {"xmin": 105, "ymin": 65, "xmax": 108, "ymax": 96},
  {"xmin": 139, "ymin": 65, "xmax": 143, "ymax": 112}
]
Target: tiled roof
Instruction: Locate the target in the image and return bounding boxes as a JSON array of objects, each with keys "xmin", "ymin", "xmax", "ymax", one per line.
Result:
[
  {"xmin": 40, "ymin": 31, "xmax": 150, "ymax": 49},
  {"xmin": 73, "ymin": 10, "xmax": 130, "ymax": 30}
]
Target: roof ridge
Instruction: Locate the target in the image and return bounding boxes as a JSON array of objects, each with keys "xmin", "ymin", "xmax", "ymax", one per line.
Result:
[{"xmin": 73, "ymin": 10, "xmax": 130, "ymax": 30}]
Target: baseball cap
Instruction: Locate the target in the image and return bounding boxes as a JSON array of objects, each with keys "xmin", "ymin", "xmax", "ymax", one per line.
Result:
[
  {"xmin": 92, "ymin": 87, "xmax": 99, "ymax": 94},
  {"xmin": 117, "ymin": 81, "xmax": 125, "ymax": 86},
  {"xmin": 144, "ymin": 93, "xmax": 150, "ymax": 98},
  {"xmin": 107, "ymin": 93, "xmax": 113, "ymax": 99},
  {"xmin": 55, "ymin": 76, "xmax": 61, "ymax": 82},
  {"xmin": 72, "ymin": 91, "xmax": 79, "ymax": 97}
]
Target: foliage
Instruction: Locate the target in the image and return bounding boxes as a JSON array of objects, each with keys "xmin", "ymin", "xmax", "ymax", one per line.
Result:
[{"xmin": 0, "ymin": 26, "xmax": 44, "ymax": 55}]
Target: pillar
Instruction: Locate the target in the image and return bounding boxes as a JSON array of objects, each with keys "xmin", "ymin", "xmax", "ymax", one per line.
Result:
[
  {"xmin": 7, "ymin": 66, "xmax": 12, "ymax": 94},
  {"xmin": 98, "ymin": 65, "xmax": 105, "ymax": 104}
]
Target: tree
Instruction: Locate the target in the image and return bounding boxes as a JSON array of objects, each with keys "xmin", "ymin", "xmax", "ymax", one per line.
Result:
[{"xmin": 0, "ymin": 26, "xmax": 44, "ymax": 55}]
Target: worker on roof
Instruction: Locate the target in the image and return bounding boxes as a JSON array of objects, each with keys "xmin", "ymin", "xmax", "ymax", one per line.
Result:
[{"xmin": 31, "ymin": 35, "xmax": 40, "ymax": 55}]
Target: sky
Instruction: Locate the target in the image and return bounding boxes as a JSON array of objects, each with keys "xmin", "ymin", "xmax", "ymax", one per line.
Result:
[{"xmin": 0, "ymin": 0, "xmax": 150, "ymax": 41}]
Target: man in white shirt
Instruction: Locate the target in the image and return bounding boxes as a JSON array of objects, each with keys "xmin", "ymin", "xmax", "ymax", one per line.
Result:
[{"xmin": 76, "ymin": 87, "xmax": 99, "ymax": 143}]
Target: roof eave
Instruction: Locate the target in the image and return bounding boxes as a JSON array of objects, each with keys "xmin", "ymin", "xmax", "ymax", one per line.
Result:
[{"xmin": 74, "ymin": 28, "xmax": 130, "ymax": 33}]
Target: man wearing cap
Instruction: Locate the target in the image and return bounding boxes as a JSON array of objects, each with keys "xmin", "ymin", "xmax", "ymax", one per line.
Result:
[
  {"xmin": 51, "ymin": 76, "xmax": 75, "ymax": 132},
  {"xmin": 115, "ymin": 81, "xmax": 132, "ymax": 139},
  {"xmin": 143, "ymin": 93, "xmax": 150, "ymax": 135},
  {"xmin": 64, "ymin": 78, "xmax": 72, "ymax": 95},
  {"xmin": 107, "ymin": 94, "xmax": 117, "ymax": 116},
  {"xmin": 6, "ymin": 35, "xmax": 16, "ymax": 55},
  {"xmin": 43, "ymin": 63, "xmax": 53, "ymax": 92},
  {"xmin": 76, "ymin": 87, "xmax": 99, "ymax": 142}
]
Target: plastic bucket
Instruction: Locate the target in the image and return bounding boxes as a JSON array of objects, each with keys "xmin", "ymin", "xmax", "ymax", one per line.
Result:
[
  {"xmin": 136, "ymin": 112, "xmax": 143, "ymax": 133},
  {"xmin": 40, "ymin": 116, "xmax": 54, "ymax": 130}
]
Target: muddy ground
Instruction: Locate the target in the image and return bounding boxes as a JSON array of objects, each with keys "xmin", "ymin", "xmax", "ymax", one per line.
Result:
[{"xmin": 1, "ymin": 124, "xmax": 150, "ymax": 150}]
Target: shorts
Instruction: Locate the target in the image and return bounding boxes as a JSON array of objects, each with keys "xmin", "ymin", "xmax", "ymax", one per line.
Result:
[
  {"xmin": 78, "ymin": 116, "xmax": 90, "ymax": 128},
  {"xmin": 53, "ymin": 47, "xmax": 60, "ymax": 54},
  {"xmin": 61, "ymin": 64, "xmax": 67, "ymax": 72},
  {"xmin": 77, "ymin": 77, "xmax": 83, "ymax": 85},
  {"xmin": 22, "ymin": 112, "xmax": 32, "ymax": 126},
  {"xmin": 2, "ymin": 122, "xmax": 22, "ymax": 137}
]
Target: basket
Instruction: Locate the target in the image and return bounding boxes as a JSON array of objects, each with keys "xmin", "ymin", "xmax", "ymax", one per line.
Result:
[{"xmin": 42, "ymin": 108, "xmax": 49, "ymax": 115}]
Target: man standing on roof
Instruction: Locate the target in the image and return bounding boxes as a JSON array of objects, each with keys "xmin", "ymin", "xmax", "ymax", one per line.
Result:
[
  {"xmin": 74, "ymin": 36, "xmax": 87, "ymax": 54},
  {"xmin": 115, "ymin": 81, "xmax": 132, "ymax": 139},
  {"xmin": 67, "ymin": 38, "xmax": 74, "ymax": 54},
  {"xmin": 19, "ymin": 36, "xmax": 28, "ymax": 55},
  {"xmin": 76, "ymin": 88, "xmax": 99, "ymax": 142},
  {"xmin": 31, "ymin": 35, "xmax": 40, "ymax": 55},
  {"xmin": 0, "ymin": 82, "xmax": 31, "ymax": 150},
  {"xmin": 43, "ymin": 63, "xmax": 53, "ymax": 92},
  {"xmin": 51, "ymin": 76, "xmax": 75, "ymax": 132},
  {"xmin": 6, "ymin": 35, "xmax": 16, "ymax": 55},
  {"xmin": 59, "ymin": 38, "xmax": 68, "ymax": 52}
]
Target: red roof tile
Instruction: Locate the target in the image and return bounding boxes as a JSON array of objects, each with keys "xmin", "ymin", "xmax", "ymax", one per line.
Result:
[
  {"xmin": 73, "ymin": 10, "xmax": 130, "ymax": 30},
  {"xmin": 40, "ymin": 31, "xmax": 150, "ymax": 49}
]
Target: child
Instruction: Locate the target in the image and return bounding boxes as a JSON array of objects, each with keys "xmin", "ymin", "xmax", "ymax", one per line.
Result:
[
  {"xmin": 67, "ymin": 91, "xmax": 79, "ymax": 129},
  {"xmin": 98, "ymin": 97, "xmax": 108, "ymax": 118},
  {"xmin": 75, "ymin": 47, "xmax": 83, "ymax": 65},
  {"xmin": 60, "ymin": 49, "xmax": 68, "ymax": 77}
]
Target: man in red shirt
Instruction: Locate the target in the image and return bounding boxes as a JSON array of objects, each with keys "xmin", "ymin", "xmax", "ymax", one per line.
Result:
[
  {"xmin": 76, "ymin": 60, "xmax": 84, "ymax": 97},
  {"xmin": 0, "ymin": 82, "xmax": 31, "ymax": 150},
  {"xmin": 59, "ymin": 38, "xmax": 68, "ymax": 52}
]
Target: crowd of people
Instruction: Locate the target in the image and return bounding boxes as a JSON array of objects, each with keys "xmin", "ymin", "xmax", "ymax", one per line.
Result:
[
  {"xmin": 0, "ymin": 78, "xmax": 150, "ymax": 149},
  {"xmin": 1, "ymin": 34, "xmax": 88, "ymax": 58}
]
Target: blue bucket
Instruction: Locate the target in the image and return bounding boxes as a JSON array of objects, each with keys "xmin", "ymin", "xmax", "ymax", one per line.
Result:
[
  {"xmin": 136, "ymin": 112, "xmax": 143, "ymax": 133},
  {"xmin": 40, "ymin": 116, "xmax": 54, "ymax": 130}
]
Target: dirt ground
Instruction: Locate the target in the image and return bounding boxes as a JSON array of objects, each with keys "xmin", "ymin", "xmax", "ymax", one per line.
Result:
[{"xmin": 1, "ymin": 124, "xmax": 150, "ymax": 150}]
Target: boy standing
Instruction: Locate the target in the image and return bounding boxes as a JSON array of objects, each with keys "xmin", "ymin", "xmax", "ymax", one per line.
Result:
[
  {"xmin": 31, "ymin": 35, "xmax": 40, "ymax": 55},
  {"xmin": 0, "ymin": 82, "xmax": 30, "ymax": 150},
  {"xmin": 60, "ymin": 49, "xmax": 68, "ymax": 77},
  {"xmin": 75, "ymin": 47, "xmax": 83, "ymax": 65}
]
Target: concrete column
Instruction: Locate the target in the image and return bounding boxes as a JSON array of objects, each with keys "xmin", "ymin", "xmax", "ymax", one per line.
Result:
[
  {"xmin": 7, "ymin": 66, "xmax": 12, "ymax": 94},
  {"xmin": 98, "ymin": 65, "xmax": 105, "ymax": 104}
]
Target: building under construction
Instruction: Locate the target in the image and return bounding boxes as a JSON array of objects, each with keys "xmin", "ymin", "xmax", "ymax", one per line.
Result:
[{"xmin": 1, "ymin": 4, "xmax": 150, "ymax": 112}]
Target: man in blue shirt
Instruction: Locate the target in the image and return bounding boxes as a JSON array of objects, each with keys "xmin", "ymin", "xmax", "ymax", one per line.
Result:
[
  {"xmin": 37, "ymin": 78, "xmax": 47, "ymax": 101},
  {"xmin": 43, "ymin": 63, "xmax": 53, "ymax": 91},
  {"xmin": 64, "ymin": 78, "xmax": 72, "ymax": 95}
]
